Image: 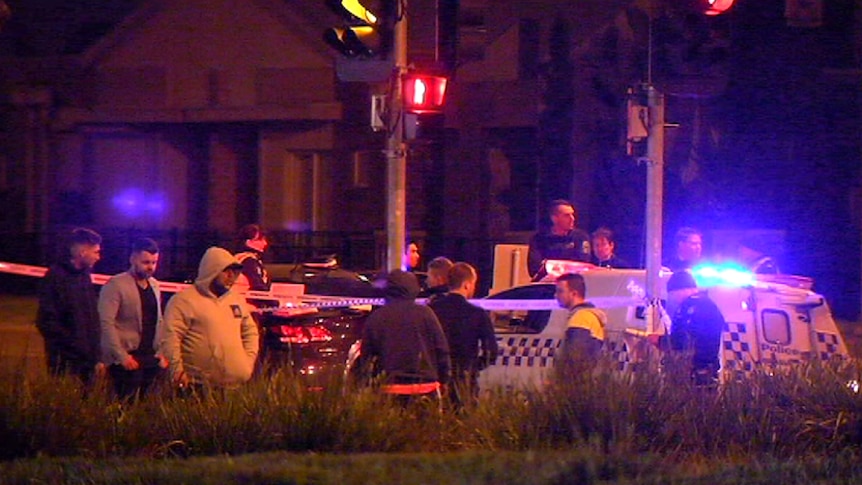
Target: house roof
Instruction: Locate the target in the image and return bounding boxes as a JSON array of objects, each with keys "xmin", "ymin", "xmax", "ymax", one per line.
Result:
[{"xmin": 80, "ymin": 0, "xmax": 337, "ymax": 69}]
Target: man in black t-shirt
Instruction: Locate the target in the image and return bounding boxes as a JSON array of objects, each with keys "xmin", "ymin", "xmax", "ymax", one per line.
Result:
[{"xmin": 528, "ymin": 199, "xmax": 591, "ymax": 279}]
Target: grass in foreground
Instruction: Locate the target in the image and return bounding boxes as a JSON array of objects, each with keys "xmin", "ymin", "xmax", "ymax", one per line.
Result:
[
  {"xmin": 1, "ymin": 354, "xmax": 861, "ymax": 461},
  {"xmin": 1, "ymin": 449, "xmax": 862, "ymax": 485}
]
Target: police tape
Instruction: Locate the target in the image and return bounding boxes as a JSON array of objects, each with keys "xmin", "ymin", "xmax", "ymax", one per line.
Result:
[{"xmin": 0, "ymin": 261, "xmax": 644, "ymax": 312}]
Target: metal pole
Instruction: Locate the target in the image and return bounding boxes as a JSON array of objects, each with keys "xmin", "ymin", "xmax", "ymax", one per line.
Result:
[
  {"xmin": 386, "ymin": 2, "xmax": 408, "ymax": 271},
  {"xmin": 645, "ymin": 84, "xmax": 665, "ymax": 302}
]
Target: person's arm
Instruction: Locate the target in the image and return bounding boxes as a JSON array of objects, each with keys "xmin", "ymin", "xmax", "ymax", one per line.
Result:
[
  {"xmin": 239, "ymin": 305, "xmax": 260, "ymax": 362},
  {"xmin": 152, "ymin": 281, "xmax": 168, "ymax": 368},
  {"xmin": 36, "ymin": 270, "xmax": 73, "ymax": 347},
  {"xmin": 356, "ymin": 314, "xmax": 379, "ymax": 374},
  {"xmin": 527, "ymin": 233, "xmax": 544, "ymax": 277},
  {"xmin": 98, "ymin": 277, "xmax": 134, "ymax": 368},
  {"xmin": 427, "ymin": 311, "xmax": 451, "ymax": 384},
  {"xmin": 477, "ymin": 310, "xmax": 499, "ymax": 369},
  {"xmin": 161, "ymin": 296, "xmax": 190, "ymax": 385}
]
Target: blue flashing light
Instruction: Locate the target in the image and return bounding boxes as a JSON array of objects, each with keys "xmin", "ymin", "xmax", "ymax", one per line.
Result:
[
  {"xmin": 112, "ymin": 188, "xmax": 144, "ymax": 218},
  {"xmin": 691, "ymin": 263, "xmax": 754, "ymax": 288},
  {"xmin": 112, "ymin": 188, "xmax": 167, "ymax": 219}
]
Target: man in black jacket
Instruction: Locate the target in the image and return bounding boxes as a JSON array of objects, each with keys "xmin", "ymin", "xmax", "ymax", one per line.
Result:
[
  {"xmin": 359, "ymin": 270, "xmax": 450, "ymax": 404},
  {"xmin": 428, "ymin": 262, "xmax": 498, "ymax": 407},
  {"xmin": 36, "ymin": 227, "xmax": 106, "ymax": 383},
  {"xmin": 666, "ymin": 271, "xmax": 725, "ymax": 386}
]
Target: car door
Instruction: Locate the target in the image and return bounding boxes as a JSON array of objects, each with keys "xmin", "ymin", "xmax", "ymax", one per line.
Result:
[{"xmin": 480, "ymin": 284, "xmax": 568, "ymax": 390}]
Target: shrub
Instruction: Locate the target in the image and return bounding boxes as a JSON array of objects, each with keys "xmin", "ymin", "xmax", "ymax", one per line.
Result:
[{"xmin": 1, "ymin": 356, "xmax": 861, "ymax": 461}]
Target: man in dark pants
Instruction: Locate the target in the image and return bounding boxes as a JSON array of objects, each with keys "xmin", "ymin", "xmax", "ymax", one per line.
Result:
[
  {"xmin": 528, "ymin": 199, "xmax": 591, "ymax": 280},
  {"xmin": 428, "ymin": 262, "xmax": 498, "ymax": 408},
  {"xmin": 99, "ymin": 238, "xmax": 166, "ymax": 400},
  {"xmin": 359, "ymin": 270, "xmax": 450, "ymax": 406},
  {"xmin": 36, "ymin": 227, "xmax": 105, "ymax": 383},
  {"xmin": 666, "ymin": 271, "xmax": 726, "ymax": 386}
]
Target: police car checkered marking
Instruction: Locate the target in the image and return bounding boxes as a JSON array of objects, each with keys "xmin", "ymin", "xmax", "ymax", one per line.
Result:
[
  {"xmin": 495, "ymin": 337, "xmax": 559, "ymax": 367},
  {"xmin": 722, "ymin": 322, "xmax": 755, "ymax": 373},
  {"xmin": 493, "ymin": 337, "xmax": 631, "ymax": 369},
  {"xmin": 815, "ymin": 332, "xmax": 842, "ymax": 360},
  {"xmin": 605, "ymin": 340, "xmax": 631, "ymax": 371}
]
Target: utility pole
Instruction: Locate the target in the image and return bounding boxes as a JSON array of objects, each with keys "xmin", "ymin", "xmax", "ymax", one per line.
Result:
[
  {"xmin": 644, "ymin": 83, "xmax": 667, "ymax": 346},
  {"xmin": 645, "ymin": 85, "xmax": 665, "ymax": 305},
  {"xmin": 385, "ymin": 3, "xmax": 408, "ymax": 271},
  {"xmin": 628, "ymin": 81, "xmax": 665, "ymax": 330}
]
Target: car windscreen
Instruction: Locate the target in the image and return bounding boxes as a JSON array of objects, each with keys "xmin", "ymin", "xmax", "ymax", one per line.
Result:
[{"xmin": 486, "ymin": 284, "xmax": 556, "ymax": 333}]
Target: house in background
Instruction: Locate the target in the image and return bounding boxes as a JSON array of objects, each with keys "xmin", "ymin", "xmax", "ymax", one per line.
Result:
[{"xmin": 1, "ymin": 0, "xmax": 396, "ymax": 241}]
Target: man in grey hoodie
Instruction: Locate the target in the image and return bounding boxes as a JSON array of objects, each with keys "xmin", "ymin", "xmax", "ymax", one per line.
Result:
[
  {"xmin": 359, "ymin": 270, "xmax": 450, "ymax": 403},
  {"xmin": 161, "ymin": 247, "xmax": 259, "ymax": 389}
]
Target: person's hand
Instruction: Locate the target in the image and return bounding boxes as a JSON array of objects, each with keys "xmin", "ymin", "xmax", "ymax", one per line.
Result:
[
  {"xmin": 157, "ymin": 354, "xmax": 169, "ymax": 369},
  {"xmin": 94, "ymin": 362, "xmax": 107, "ymax": 378},
  {"xmin": 122, "ymin": 355, "xmax": 140, "ymax": 371},
  {"xmin": 174, "ymin": 370, "xmax": 190, "ymax": 388}
]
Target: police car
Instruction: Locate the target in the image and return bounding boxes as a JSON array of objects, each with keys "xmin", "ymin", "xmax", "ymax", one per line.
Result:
[{"xmin": 478, "ymin": 245, "xmax": 850, "ymax": 390}]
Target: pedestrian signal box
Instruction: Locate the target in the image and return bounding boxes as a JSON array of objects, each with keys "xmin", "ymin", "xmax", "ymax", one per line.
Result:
[{"xmin": 402, "ymin": 74, "xmax": 448, "ymax": 114}]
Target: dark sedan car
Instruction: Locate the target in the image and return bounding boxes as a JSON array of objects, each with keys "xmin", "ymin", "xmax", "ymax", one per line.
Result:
[{"xmin": 257, "ymin": 258, "xmax": 382, "ymax": 385}]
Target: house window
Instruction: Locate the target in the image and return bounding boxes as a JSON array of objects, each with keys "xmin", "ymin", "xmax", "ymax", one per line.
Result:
[{"xmin": 762, "ymin": 310, "xmax": 791, "ymax": 346}]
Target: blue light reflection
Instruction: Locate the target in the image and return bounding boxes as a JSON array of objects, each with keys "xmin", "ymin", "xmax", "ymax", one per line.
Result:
[{"xmin": 691, "ymin": 263, "xmax": 754, "ymax": 288}]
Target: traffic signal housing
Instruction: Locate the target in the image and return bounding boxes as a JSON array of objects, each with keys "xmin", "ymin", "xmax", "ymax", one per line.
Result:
[
  {"xmin": 324, "ymin": 0, "xmax": 393, "ymax": 59},
  {"xmin": 704, "ymin": 0, "xmax": 734, "ymax": 16},
  {"xmin": 402, "ymin": 73, "xmax": 448, "ymax": 114},
  {"xmin": 402, "ymin": 72, "xmax": 449, "ymax": 143},
  {"xmin": 683, "ymin": 0, "xmax": 734, "ymax": 16}
]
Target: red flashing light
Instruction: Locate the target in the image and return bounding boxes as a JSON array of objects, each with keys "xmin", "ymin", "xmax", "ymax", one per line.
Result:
[{"xmin": 403, "ymin": 73, "xmax": 448, "ymax": 113}]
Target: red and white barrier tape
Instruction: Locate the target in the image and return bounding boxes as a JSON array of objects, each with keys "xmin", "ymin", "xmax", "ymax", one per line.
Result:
[{"xmin": 0, "ymin": 261, "xmax": 643, "ymax": 312}]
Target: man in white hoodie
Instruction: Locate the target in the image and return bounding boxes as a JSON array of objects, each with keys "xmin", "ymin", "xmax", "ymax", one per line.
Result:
[{"xmin": 161, "ymin": 247, "xmax": 259, "ymax": 389}]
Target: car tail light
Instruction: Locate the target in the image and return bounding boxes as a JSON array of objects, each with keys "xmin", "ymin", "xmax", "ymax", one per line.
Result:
[
  {"xmin": 272, "ymin": 325, "xmax": 333, "ymax": 344},
  {"xmin": 306, "ymin": 325, "xmax": 333, "ymax": 342}
]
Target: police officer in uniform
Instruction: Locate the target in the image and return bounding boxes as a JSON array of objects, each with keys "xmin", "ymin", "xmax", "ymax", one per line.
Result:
[
  {"xmin": 234, "ymin": 224, "xmax": 271, "ymax": 294},
  {"xmin": 528, "ymin": 200, "xmax": 591, "ymax": 280},
  {"xmin": 666, "ymin": 271, "xmax": 725, "ymax": 386}
]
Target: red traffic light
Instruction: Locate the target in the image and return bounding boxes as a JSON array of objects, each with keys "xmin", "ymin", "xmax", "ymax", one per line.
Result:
[
  {"xmin": 703, "ymin": 0, "xmax": 734, "ymax": 16},
  {"xmin": 402, "ymin": 74, "xmax": 448, "ymax": 114}
]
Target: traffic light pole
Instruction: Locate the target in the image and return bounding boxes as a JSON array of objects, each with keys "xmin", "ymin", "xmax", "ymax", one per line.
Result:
[
  {"xmin": 385, "ymin": 4, "xmax": 408, "ymax": 272},
  {"xmin": 645, "ymin": 84, "xmax": 665, "ymax": 331}
]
